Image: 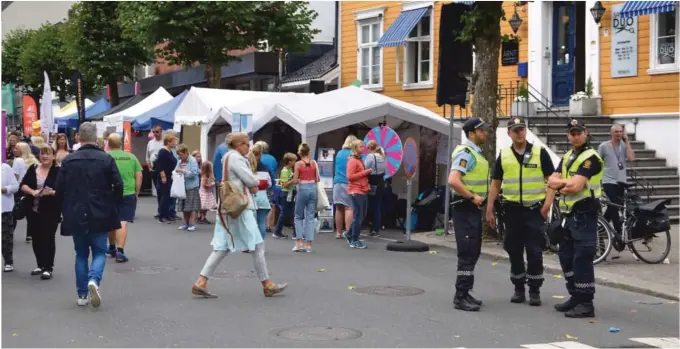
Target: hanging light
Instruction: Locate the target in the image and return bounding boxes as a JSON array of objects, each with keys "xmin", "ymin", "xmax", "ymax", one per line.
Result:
[
  {"xmin": 590, "ymin": 1, "xmax": 606, "ymax": 26},
  {"xmin": 509, "ymin": 11, "xmax": 523, "ymax": 34}
]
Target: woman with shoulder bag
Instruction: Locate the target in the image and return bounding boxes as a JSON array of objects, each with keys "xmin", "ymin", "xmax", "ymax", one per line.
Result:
[
  {"xmin": 192, "ymin": 132, "xmax": 287, "ymax": 298},
  {"xmin": 292, "ymin": 143, "xmax": 319, "ymax": 253},
  {"xmin": 20, "ymin": 146, "xmax": 61, "ymax": 280},
  {"xmin": 364, "ymin": 140, "xmax": 386, "ymax": 237}
]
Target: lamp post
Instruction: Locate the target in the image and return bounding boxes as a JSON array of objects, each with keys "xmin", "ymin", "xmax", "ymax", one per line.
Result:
[
  {"xmin": 590, "ymin": 1, "xmax": 606, "ymax": 27},
  {"xmin": 509, "ymin": 11, "xmax": 523, "ymax": 34}
]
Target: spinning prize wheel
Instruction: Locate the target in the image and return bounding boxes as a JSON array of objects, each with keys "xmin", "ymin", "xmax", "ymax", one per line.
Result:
[{"xmin": 363, "ymin": 126, "xmax": 402, "ymax": 179}]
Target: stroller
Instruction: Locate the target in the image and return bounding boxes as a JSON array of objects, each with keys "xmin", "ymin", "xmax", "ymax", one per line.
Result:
[{"xmin": 399, "ymin": 186, "xmax": 449, "ymax": 232}]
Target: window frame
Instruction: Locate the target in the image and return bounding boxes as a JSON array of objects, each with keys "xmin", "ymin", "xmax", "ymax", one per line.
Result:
[
  {"xmin": 401, "ymin": 8, "xmax": 435, "ymax": 90},
  {"xmin": 355, "ymin": 7, "xmax": 385, "ymax": 91},
  {"xmin": 648, "ymin": 9, "xmax": 680, "ymax": 75}
]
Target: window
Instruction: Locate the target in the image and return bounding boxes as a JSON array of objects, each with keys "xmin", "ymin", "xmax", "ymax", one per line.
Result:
[
  {"xmin": 403, "ymin": 11, "xmax": 433, "ymax": 88},
  {"xmin": 357, "ymin": 18, "xmax": 383, "ymax": 88},
  {"xmin": 649, "ymin": 10, "xmax": 679, "ymax": 74}
]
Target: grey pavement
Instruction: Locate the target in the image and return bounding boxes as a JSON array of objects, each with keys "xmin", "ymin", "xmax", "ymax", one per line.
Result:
[
  {"xmin": 2, "ymin": 198, "xmax": 679, "ymax": 348},
  {"xmin": 412, "ymin": 227, "xmax": 680, "ymax": 301}
]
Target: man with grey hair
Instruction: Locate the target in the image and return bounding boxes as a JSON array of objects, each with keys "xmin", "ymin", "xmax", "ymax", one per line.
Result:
[
  {"xmin": 56, "ymin": 122, "xmax": 124, "ymax": 308},
  {"xmin": 598, "ymin": 123, "xmax": 635, "ymax": 234}
]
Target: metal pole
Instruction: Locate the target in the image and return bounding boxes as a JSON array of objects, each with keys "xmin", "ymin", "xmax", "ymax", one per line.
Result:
[
  {"xmin": 443, "ymin": 105, "xmax": 454, "ymax": 235},
  {"xmin": 406, "ymin": 178, "xmax": 413, "ymax": 240}
]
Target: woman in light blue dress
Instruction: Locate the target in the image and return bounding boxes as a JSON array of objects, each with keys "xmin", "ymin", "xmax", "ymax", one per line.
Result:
[{"xmin": 192, "ymin": 132, "xmax": 287, "ymax": 298}]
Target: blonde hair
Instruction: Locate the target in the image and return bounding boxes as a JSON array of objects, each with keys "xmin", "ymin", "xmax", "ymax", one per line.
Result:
[
  {"xmin": 366, "ymin": 140, "xmax": 384, "ymax": 157},
  {"xmin": 200, "ymin": 161, "xmax": 214, "ymax": 178},
  {"xmin": 298, "ymin": 143, "xmax": 310, "ymax": 157},
  {"xmin": 17, "ymin": 142, "xmax": 39, "ymax": 167},
  {"xmin": 248, "ymin": 142, "xmax": 264, "ymax": 172},
  {"xmin": 350, "ymin": 139, "xmax": 364, "ymax": 158},
  {"xmin": 31, "ymin": 136, "xmax": 45, "ymax": 148},
  {"xmin": 342, "ymin": 135, "xmax": 358, "ymax": 149},
  {"xmin": 107, "ymin": 133, "xmax": 122, "ymax": 149},
  {"xmin": 282, "ymin": 152, "xmax": 297, "ymax": 165},
  {"xmin": 163, "ymin": 132, "xmax": 176, "ymax": 146},
  {"xmin": 176, "ymin": 144, "xmax": 189, "ymax": 155},
  {"xmin": 53, "ymin": 134, "xmax": 70, "ymax": 152},
  {"xmin": 225, "ymin": 132, "xmax": 249, "ymax": 150},
  {"xmin": 254, "ymin": 140, "xmax": 269, "ymax": 153}
]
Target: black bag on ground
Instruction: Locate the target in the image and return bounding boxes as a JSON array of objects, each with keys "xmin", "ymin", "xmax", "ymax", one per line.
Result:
[{"xmin": 630, "ymin": 199, "xmax": 671, "ymax": 239}]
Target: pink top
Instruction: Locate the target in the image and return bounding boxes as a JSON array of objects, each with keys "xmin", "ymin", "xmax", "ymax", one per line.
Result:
[{"xmin": 297, "ymin": 160, "xmax": 317, "ymax": 181}]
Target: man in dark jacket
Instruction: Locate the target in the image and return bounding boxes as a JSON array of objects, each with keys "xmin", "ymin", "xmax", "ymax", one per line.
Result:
[{"xmin": 56, "ymin": 122, "xmax": 123, "ymax": 308}]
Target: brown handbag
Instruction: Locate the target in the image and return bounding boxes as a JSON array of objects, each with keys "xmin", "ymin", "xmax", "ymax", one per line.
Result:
[{"xmin": 219, "ymin": 153, "xmax": 250, "ymax": 219}]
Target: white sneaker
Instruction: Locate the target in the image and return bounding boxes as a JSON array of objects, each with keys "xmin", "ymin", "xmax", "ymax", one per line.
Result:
[
  {"xmin": 4, "ymin": 264, "xmax": 14, "ymax": 272},
  {"xmin": 87, "ymin": 280, "xmax": 102, "ymax": 308},
  {"xmin": 292, "ymin": 244, "xmax": 305, "ymax": 252},
  {"xmin": 77, "ymin": 296, "xmax": 88, "ymax": 306}
]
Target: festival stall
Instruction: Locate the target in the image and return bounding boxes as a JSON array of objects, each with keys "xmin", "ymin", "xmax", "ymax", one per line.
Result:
[
  {"xmin": 54, "ymin": 98, "xmax": 111, "ymax": 129},
  {"xmin": 53, "ymin": 98, "xmax": 94, "ymax": 118},
  {"xmin": 131, "ymin": 89, "xmax": 189, "ymax": 131},
  {"xmin": 87, "ymin": 93, "xmax": 148, "ymax": 121},
  {"xmin": 103, "ymin": 87, "xmax": 173, "ymax": 126}
]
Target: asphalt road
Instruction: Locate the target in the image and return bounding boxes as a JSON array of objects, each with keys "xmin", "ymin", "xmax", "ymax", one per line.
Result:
[{"xmin": 2, "ymin": 198, "xmax": 678, "ymax": 348}]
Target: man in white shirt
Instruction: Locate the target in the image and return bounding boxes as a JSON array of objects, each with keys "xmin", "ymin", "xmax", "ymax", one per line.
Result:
[
  {"xmin": 146, "ymin": 125, "xmax": 164, "ymax": 218},
  {"xmin": 2, "ymin": 162, "xmax": 20, "ymax": 272},
  {"xmin": 72, "ymin": 132, "xmax": 82, "ymax": 151}
]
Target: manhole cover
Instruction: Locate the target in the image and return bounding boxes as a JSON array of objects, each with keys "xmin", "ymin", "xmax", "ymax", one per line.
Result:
[
  {"xmin": 275, "ymin": 326, "xmax": 362, "ymax": 341},
  {"xmin": 353, "ymin": 286, "xmax": 425, "ymax": 297},
  {"xmin": 212, "ymin": 270, "xmax": 257, "ymax": 279},
  {"xmin": 116, "ymin": 266, "xmax": 177, "ymax": 274}
]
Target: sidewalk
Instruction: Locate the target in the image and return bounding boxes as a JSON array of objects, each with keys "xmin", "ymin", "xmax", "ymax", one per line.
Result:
[{"xmin": 411, "ymin": 227, "xmax": 679, "ymax": 301}]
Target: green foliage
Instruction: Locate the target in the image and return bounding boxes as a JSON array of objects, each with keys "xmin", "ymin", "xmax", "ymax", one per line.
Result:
[
  {"xmin": 455, "ymin": 2, "xmax": 505, "ymax": 43},
  {"xmin": 517, "ymin": 82, "xmax": 529, "ymax": 100},
  {"xmin": 61, "ymin": 2, "xmax": 154, "ymax": 91},
  {"xmin": 585, "ymin": 76, "xmax": 594, "ymax": 98},
  {"xmin": 1, "ymin": 28, "xmax": 33, "ymax": 87},
  {"xmin": 117, "ymin": 1, "xmax": 320, "ymax": 83}
]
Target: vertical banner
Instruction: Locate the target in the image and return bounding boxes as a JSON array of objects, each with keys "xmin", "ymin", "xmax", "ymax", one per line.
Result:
[
  {"xmin": 2, "ymin": 110, "xmax": 6, "ymax": 163},
  {"xmin": 123, "ymin": 121, "xmax": 132, "ymax": 152},
  {"xmin": 40, "ymin": 71, "xmax": 53, "ymax": 135},
  {"xmin": 135, "ymin": 81, "xmax": 141, "ymax": 95},
  {"xmin": 22, "ymin": 96, "xmax": 37, "ymax": 136},
  {"xmin": 73, "ymin": 71, "xmax": 86, "ymax": 129},
  {"xmin": 611, "ymin": 4, "xmax": 638, "ymax": 78}
]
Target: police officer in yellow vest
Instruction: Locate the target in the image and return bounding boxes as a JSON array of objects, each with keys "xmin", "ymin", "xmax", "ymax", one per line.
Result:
[
  {"xmin": 486, "ymin": 117, "xmax": 556, "ymax": 306},
  {"xmin": 547, "ymin": 119, "xmax": 603, "ymax": 318},
  {"xmin": 448, "ymin": 117, "xmax": 490, "ymax": 312}
]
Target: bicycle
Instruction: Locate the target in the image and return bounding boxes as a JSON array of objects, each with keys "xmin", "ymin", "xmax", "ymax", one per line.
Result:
[{"xmin": 594, "ymin": 183, "xmax": 672, "ymax": 265}]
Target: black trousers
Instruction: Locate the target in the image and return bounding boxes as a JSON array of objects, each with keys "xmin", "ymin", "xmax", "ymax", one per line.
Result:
[
  {"xmin": 452, "ymin": 203, "xmax": 482, "ymax": 292},
  {"xmin": 558, "ymin": 210, "xmax": 597, "ymax": 302},
  {"xmin": 26, "ymin": 212, "xmax": 59, "ymax": 272},
  {"xmin": 603, "ymin": 183, "xmax": 624, "ymax": 233},
  {"xmin": 2, "ymin": 212, "xmax": 14, "ymax": 265},
  {"xmin": 502, "ymin": 204, "xmax": 545, "ymax": 291}
]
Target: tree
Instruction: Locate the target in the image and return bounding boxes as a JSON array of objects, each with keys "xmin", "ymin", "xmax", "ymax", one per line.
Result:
[
  {"xmin": 61, "ymin": 1, "xmax": 155, "ymax": 106},
  {"xmin": 2, "ymin": 28, "xmax": 33, "ymax": 88},
  {"xmin": 118, "ymin": 1, "xmax": 320, "ymax": 89}
]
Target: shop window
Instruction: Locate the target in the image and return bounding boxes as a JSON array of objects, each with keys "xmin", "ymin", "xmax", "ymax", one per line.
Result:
[
  {"xmin": 403, "ymin": 12, "xmax": 433, "ymax": 88},
  {"xmin": 356, "ymin": 13, "xmax": 383, "ymax": 89},
  {"xmin": 649, "ymin": 10, "xmax": 679, "ymax": 74}
]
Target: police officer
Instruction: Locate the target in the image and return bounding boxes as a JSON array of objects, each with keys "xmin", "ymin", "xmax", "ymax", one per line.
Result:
[
  {"xmin": 547, "ymin": 119, "xmax": 603, "ymax": 318},
  {"xmin": 448, "ymin": 117, "xmax": 490, "ymax": 312},
  {"xmin": 486, "ymin": 117, "xmax": 556, "ymax": 306}
]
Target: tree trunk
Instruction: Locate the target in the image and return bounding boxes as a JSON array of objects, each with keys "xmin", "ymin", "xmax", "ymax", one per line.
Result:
[
  {"xmin": 470, "ymin": 3, "xmax": 502, "ymax": 239},
  {"xmin": 108, "ymin": 77, "xmax": 120, "ymax": 107},
  {"xmin": 205, "ymin": 63, "xmax": 222, "ymax": 89}
]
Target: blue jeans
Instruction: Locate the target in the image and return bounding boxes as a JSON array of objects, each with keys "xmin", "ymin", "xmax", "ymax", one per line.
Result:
[
  {"xmin": 158, "ymin": 178, "xmax": 173, "ymax": 220},
  {"xmin": 73, "ymin": 233, "xmax": 108, "ymax": 297},
  {"xmin": 368, "ymin": 185, "xmax": 384, "ymax": 233},
  {"xmin": 256, "ymin": 209, "xmax": 270, "ymax": 240},
  {"xmin": 350, "ymin": 194, "xmax": 368, "ymax": 242},
  {"xmin": 294, "ymin": 183, "xmax": 317, "ymax": 241},
  {"xmin": 274, "ymin": 191, "xmax": 296, "ymax": 238}
]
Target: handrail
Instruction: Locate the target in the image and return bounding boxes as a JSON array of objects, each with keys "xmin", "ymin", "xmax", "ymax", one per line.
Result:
[{"xmin": 628, "ymin": 167, "xmax": 655, "ymax": 200}]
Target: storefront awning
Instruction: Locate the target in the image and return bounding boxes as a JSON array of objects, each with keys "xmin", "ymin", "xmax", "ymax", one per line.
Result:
[
  {"xmin": 377, "ymin": 7, "xmax": 429, "ymax": 48},
  {"xmin": 619, "ymin": 1, "xmax": 676, "ymax": 18}
]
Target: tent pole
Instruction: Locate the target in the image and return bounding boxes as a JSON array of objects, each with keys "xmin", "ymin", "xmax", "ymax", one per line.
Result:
[{"xmin": 443, "ymin": 105, "xmax": 454, "ymax": 235}]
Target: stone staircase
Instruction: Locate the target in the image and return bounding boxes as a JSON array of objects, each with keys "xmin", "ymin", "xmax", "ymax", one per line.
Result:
[{"xmin": 528, "ymin": 110, "xmax": 679, "ymax": 223}]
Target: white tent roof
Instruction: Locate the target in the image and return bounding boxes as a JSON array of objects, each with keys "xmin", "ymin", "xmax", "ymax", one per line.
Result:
[
  {"xmin": 173, "ymin": 87, "xmax": 286, "ymax": 126},
  {"xmin": 211, "ymin": 92, "xmax": 314, "ymax": 129},
  {"xmin": 272, "ymin": 86, "xmax": 459, "ymax": 138},
  {"xmin": 103, "ymin": 87, "xmax": 173, "ymax": 126}
]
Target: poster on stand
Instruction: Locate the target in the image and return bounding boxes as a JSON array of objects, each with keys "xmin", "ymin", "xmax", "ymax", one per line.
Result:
[
  {"xmin": 123, "ymin": 121, "xmax": 132, "ymax": 152},
  {"xmin": 317, "ymin": 148, "xmax": 335, "ymax": 189},
  {"xmin": 232, "ymin": 113, "xmax": 241, "ymax": 133}
]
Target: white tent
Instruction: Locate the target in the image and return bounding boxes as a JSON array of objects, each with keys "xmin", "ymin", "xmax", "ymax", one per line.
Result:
[{"xmin": 103, "ymin": 87, "xmax": 173, "ymax": 126}]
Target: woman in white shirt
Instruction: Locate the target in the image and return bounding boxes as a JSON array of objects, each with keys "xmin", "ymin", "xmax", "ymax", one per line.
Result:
[{"xmin": 2, "ymin": 162, "xmax": 20, "ymax": 271}]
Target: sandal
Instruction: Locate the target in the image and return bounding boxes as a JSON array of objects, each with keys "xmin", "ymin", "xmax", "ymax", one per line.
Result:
[
  {"xmin": 263, "ymin": 281, "xmax": 288, "ymax": 297},
  {"xmin": 191, "ymin": 285, "xmax": 218, "ymax": 298}
]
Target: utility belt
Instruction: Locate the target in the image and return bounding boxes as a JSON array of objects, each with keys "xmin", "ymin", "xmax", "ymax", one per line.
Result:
[
  {"xmin": 562, "ymin": 198, "xmax": 600, "ymax": 216},
  {"xmin": 452, "ymin": 195, "xmax": 485, "ymax": 211},
  {"xmin": 501, "ymin": 199, "xmax": 543, "ymax": 211}
]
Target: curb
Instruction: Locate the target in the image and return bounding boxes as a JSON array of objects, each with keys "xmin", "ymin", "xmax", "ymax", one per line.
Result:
[{"xmin": 414, "ymin": 234, "xmax": 680, "ymax": 302}]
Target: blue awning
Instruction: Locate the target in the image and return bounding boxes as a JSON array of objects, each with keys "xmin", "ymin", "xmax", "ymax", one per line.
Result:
[
  {"xmin": 377, "ymin": 7, "xmax": 429, "ymax": 48},
  {"xmin": 619, "ymin": 1, "xmax": 676, "ymax": 18}
]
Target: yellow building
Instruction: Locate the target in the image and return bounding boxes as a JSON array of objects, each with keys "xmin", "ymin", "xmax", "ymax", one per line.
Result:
[{"xmin": 339, "ymin": 1, "xmax": 529, "ymax": 117}]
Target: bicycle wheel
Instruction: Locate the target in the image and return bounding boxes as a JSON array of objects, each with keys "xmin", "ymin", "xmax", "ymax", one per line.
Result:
[
  {"xmin": 630, "ymin": 230, "xmax": 672, "ymax": 264},
  {"xmin": 593, "ymin": 215, "xmax": 614, "ymax": 265}
]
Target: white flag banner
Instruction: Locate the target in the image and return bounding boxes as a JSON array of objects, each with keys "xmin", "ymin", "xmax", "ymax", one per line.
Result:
[{"xmin": 40, "ymin": 71, "xmax": 53, "ymax": 135}]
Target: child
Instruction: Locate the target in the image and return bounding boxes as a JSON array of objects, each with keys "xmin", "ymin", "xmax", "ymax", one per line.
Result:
[
  {"xmin": 198, "ymin": 161, "xmax": 216, "ymax": 224},
  {"xmin": 272, "ymin": 153, "xmax": 298, "ymax": 239}
]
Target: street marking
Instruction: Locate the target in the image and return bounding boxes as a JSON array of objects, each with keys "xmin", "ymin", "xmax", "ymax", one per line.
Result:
[
  {"xmin": 521, "ymin": 342, "xmax": 596, "ymax": 349},
  {"xmin": 521, "ymin": 344, "xmax": 563, "ymax": 348},
  {"xmin": 630, "ymin": 337, "xmax": 680, "ymax": 348}
]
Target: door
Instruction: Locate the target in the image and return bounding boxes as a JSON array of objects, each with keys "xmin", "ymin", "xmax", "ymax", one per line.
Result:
[{"xmin": 551, "ymin": 2, "xmax": 576, "ymax": 106}]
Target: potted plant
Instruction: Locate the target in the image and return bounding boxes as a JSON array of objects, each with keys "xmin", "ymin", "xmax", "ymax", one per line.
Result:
[
  {"xmin": 511, "ymin": 83, "xmax": 534, "ymax": 116},
  {"xmin": 569, "ymin": 77, "xmax": 601, "ymax": 116}
]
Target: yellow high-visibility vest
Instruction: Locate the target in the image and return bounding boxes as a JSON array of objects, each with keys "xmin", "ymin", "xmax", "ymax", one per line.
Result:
[
  {"xmin": 452, "ymin": 144, "xmax": 489, "ymax": 198},
  {"xmin": 500, "ymin": 144, "xmax": 546, "ymax": 206},
  {"xmin": 559, "ymin": 148, "xmax": 603, "ymax": 213}
]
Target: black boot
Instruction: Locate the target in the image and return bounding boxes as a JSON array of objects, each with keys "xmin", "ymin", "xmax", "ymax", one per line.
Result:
[
  {"xmin": 528, "ymin": 292, "xmax": 542, "ymax": 306},
  {"xmin": 453, "ymin": 291, "xmax": 481, "ymax": 312},
  {"xmin": 511, "ymin": 287, "xmax": 526, "ymax": 303},
  {"xmin": 554, "ymin": 297, "xmax": 578, "ymax": 312},
  {"xmin": 565, "ymin": 302, "xmax": 595, "ymax": 318},
  {"xmin": 466, "ymin": 293, "xmax": 483, "ymax": 306}
]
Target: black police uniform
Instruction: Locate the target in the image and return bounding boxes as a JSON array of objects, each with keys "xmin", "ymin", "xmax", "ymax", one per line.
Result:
[
  {"xmin": 554, "ymin": 120, "xmax": 603, "ymax": 318},
  {"xmin": 491, "ymin": 134, "xmax": 554, "ymax": 305}
]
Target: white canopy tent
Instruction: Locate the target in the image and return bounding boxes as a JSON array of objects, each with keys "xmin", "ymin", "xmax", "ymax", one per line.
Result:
[{"xmin": 103, "ymin": 87, "xmax": 173, "ymax": 126}]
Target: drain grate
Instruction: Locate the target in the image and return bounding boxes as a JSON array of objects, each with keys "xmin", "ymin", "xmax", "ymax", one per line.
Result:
[
  {"xmin": 212, "ymin": 270, "xmax": 257, "ymax": 279},
  {"xmin": 115, "ymin": 266, "xmax": 177, "ymax": 274},
  {"xmin": 274, "ymin": 326, "xmax": 362, "ymax": 341},
  {"xmin": 353, "ymin": 286, "xmax": 425, "ymax": 297}
]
